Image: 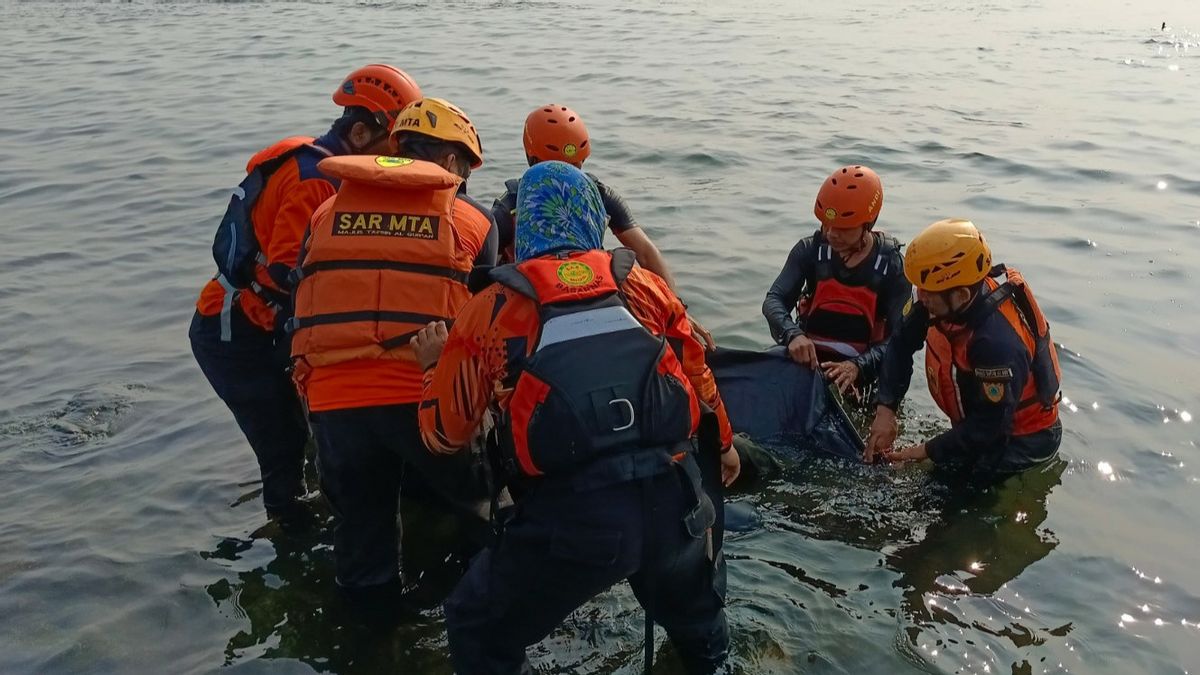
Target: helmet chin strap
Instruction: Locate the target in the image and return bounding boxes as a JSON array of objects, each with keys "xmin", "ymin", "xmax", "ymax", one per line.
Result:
[{"xmin": 837, "ymin": 228, "xmax": 872, "ymax": 263}]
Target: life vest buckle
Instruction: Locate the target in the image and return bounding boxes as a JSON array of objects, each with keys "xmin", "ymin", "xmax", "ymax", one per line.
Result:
[{"xmin": 610, "ymin": 398, "xmax": 636, "ymax": 431}]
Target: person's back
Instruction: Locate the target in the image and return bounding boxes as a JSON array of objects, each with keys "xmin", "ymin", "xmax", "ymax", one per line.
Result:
[
  {"xmin": 188, "ymin": 64, "xmax": 421, "ymax": 526},
  {"xmin": 289, "ymin": 97, "xmax": 497, "ymax": 597},
  {"xmin": 414, "ymin": 161, "xmax": 737, "ymax": 675}
]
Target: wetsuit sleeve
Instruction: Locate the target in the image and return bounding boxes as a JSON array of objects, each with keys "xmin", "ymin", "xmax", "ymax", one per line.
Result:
[
  {"xmin": 623, "ymin": 267, "xmax": 734, "ymax": 449},
  {"xmin": 263, "ymin": 165, "xmax": 338, "ymax": 277},
  {"xmin": 594, "ymin": 178, "xmax": 638, "ymax": 233},
  {"xmin": 419, "ymin": 286, "xmax": 514, "ymax": 454},
  {"xmin": 762, "ymin": 237, "xmax": 816, "ymax": 345},
  {"xmin": 874, "ymin": 302, "xmax": 930, "ymax": 409},
  {"xmin": 925, "ymin": 331, "xmax": 1030, "ymax": 468},
  {"xmin": 852, "ymin": 254, "xmax": 914, "ymax": 383},
  {"xmin": 490, "ymin": 183, "xmax": 517, "ymax": 261}
]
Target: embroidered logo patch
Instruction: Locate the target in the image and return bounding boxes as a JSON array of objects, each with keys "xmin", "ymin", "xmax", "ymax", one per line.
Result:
[
  {"xmin": 983, "ymin": 381, "xmax": 1006, "ymax": 403},
  {"xmin": 824, "ymin": 207, "xmax": 838, "ymax": 222},
  {"xmin": 375, "ymin": 156, "xmax": 414, "ymax": 168},
  {"xmin": 563, "ymin": 143, "xmax": 578, "ymax": 158},
  {"xmin": 334, "ymin": 211, "xmax": 439, "ymax": 239},
  {"xmin": 556, "ymin": 261, "xmax": 595, "ymax": 287}
]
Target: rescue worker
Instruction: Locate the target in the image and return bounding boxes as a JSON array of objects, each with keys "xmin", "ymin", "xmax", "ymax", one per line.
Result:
[
  {"xmin": 189, "ymin": 64, "xmax": 421, "ymax": 525},
  {"xmin": 762, "ymin": 165, "xmax": 911, "ymax": 395},
  {"xmin": 864, "ymin": 219, "xmax": 1063, "ymax": 475},
  {"xmin": 412, "ymin": 161, "xmax": 739, "ymax": 674},
  {"xmin": 288, "ymin": 98, "xmax": 497, "ymax": 594},
  {"xmin": 493, "ymin": 104, "xmax": 716, "ymax": 349}
]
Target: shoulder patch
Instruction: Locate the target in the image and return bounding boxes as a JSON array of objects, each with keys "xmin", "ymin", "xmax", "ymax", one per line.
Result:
[
  {"xmin": 974, "ymin": 366, "xmax": 1013, "ymax": 380},
  {"xmin": 982, "ymin": 380, "xmax": 1006, "ymax": 403}
]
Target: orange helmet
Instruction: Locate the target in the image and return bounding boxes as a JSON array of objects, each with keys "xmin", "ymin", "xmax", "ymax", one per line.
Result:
[
  {"xmin": 813, "ymin": 165, "xmax": 884, "ymax": 230},
  {"xmin": 332, "ymin": 64, "xmax": 422, "ymax": 128},
  {"xmin": 523, "ymin": 104, "xmax": 591, "ymax": 166}
]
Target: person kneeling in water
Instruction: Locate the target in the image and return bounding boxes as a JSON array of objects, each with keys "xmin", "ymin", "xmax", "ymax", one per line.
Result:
[
  {"xmin": 762, "ymin": 165, "xmax": 911, "ymax": 396},
  {"xmin": 865, "ymin": 219, "xmax": 1063, "ymax": 476},
  {"xmin": 414, "ymin": 161, "xmax": 739, "ymax": 674}
]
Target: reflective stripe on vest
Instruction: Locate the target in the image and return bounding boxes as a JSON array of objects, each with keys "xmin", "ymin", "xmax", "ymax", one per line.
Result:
[{"xmin": 537, "ymin": 304, "xmax": 644, "ymax": 351}]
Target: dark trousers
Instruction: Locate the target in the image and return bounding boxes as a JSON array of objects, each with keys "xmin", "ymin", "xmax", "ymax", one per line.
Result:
[
  {"xmin": 309, "ymin": 403, "xmax": 491, "ymax": 589},
  {"xmin": 445, "ymin": 464, "xmax": 729, "ymax": 675},
  {"xmin": 189, "ymin": 310, "xmax": 307, "ymax": 515}
]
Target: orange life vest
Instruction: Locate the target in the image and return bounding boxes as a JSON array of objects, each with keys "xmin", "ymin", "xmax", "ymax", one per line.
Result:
[
  {"xmin": 798, "ymin": 232, "xmax": 900, "ymax": 360},
  {"xmin": 925, "ymin": 266, "xmax": 1062, "ymax": 436},
  {"xmin": 289, "ymin": 156, "xmax": 474, "ymax": 367}
]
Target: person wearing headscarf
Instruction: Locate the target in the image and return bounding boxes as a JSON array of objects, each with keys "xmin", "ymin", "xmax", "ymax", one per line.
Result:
[{"xmin": 412, "ymin": 161, "xmax": 738, "ymax": 674}]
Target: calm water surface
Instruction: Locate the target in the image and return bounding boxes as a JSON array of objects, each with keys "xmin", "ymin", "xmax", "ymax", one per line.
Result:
[{"xmin": 1, "ymin": 1, "xmax": 1198, "ymax": 673}]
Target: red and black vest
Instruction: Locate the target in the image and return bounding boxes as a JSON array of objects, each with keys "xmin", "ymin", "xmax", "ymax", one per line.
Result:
[
  {"xmin": 799, "ymin": 231, "xmax": 901, "ymax": 360},
  {"xmin": 491, "ymin": 249, "xmax": 702, "ymax": 477},
  {"xmin": 925, "ymin": 265, "xmax": 1062, "ymax": 436}
]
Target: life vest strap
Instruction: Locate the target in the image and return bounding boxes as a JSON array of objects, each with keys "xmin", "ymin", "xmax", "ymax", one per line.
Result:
[
  {"xmin": 377, "ymin": 320, "xmax": 456, "ymax": 351},
  {"xmin": 286, "ymin": 309, "xmax": 449, "ymax": 333},
  {"xmin": 538, "ymin": 441, "xmax": 692, "ymax": 493},
  {"xmin": 291, "ymin": 259, "xmax": 469, "ymax": 287}
]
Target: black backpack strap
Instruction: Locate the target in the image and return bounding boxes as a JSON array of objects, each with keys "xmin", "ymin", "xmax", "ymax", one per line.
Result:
[
  {"xmin": 501, "ymin": 178, "xmax": 520, "ymax": 209},
  {"xmin": 489, "ymin": 264, "xmax": 539, "ymax": 301}
]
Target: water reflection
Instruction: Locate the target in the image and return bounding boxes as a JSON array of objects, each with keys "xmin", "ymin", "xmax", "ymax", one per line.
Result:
[
  {"xmin": 887, "ymin": 459, "xmax": 1068, "ymax": 669},
  {"xmin": 202, "ymin": 498, "xmax": 473, "ymax": 673}
]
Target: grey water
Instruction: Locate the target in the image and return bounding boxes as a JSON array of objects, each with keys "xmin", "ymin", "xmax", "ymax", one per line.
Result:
[{"xmin": 1, "ymin": 0, "xmax": 1198, "ymax": 673}]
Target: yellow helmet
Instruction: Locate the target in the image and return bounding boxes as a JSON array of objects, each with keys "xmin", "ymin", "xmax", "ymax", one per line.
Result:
[
  {"xmin": 390, "ymin": 97, "xmax": 483, "ymax": 168},
  {"xmin": 904, "ymin": 219, "xmax": 993, "ymax": 291}
]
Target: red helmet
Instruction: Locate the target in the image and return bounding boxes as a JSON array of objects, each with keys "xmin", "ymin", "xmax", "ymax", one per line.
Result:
[
  {"xmin": 523, "ymin": 104, "xmax": 591, "ymax": 165},
  {"xmin": 332, "ymin": 64, "xmax": 422, "ymax": 128},
  {"xmin": 813, "ymin": 165, "xmax": 884, "ymax": 229}
]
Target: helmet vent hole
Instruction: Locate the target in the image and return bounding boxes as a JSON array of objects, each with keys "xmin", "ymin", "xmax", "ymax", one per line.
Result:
[
  {"xmin": 544, "ymin": 107, "xmax": 554, "ymax": 113},
  {"xmin": 847, "ymin": 184, "xmax": 857, "ymax": 190},
  {"xmin": 831, "ymin": 178, "xmax": 838, "ymax": 186},
  {"xmin": 854, "ymin": 172, "xmax": 864, "ymax": 178},
  {"xmin": 976, "ymin": 253, "xmax": 986, "ymax": 271},
  {"xmin": 568, "ymin": 116, "xmax": 576, "ymax": 122},
  {"xmin": 546, "ymin": 144, "xmax": 560, "ymax": 151},
  {"xmin": 547, "ymin": 119, "xmax": 559, "ymax": 124},
  {"xmin": 842, "ymin": 211, "xmax": 856, "ymax": 217},
  {"xmin": 580, "ymin": 140, "xmax": 589, "ymax": 148}
]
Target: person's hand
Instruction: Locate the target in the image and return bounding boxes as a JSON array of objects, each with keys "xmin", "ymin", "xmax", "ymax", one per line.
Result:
[
  {"xmin": 410, "ymin": 321, "xmax": 449, "ymax": 370},
  {"xmin": 720, "ymin": 446, "xmax": 741, "ymax": 486},
  {"xmin": 787, "ymin": 334, "xmax": 818, "ymax": 368},
  {"xmin": 884, "ymin": 443, "xmax": 928, "ymax": 464},
  {"xmin": 687, "ymin": 313, "xmax": 716, "ymax": 352},
  {"xmin": 863, "ymin": 405, "xmax": 899, "ymax": 464},
  {"xmin": 821, "ymin": 360, "xmax": 860, "ymax": 395}
]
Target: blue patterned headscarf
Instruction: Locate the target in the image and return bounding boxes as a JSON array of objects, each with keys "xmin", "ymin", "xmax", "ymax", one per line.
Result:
[{"xmin": 514, "ymin": 161, "xmax": 607, "ymax": 262}]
